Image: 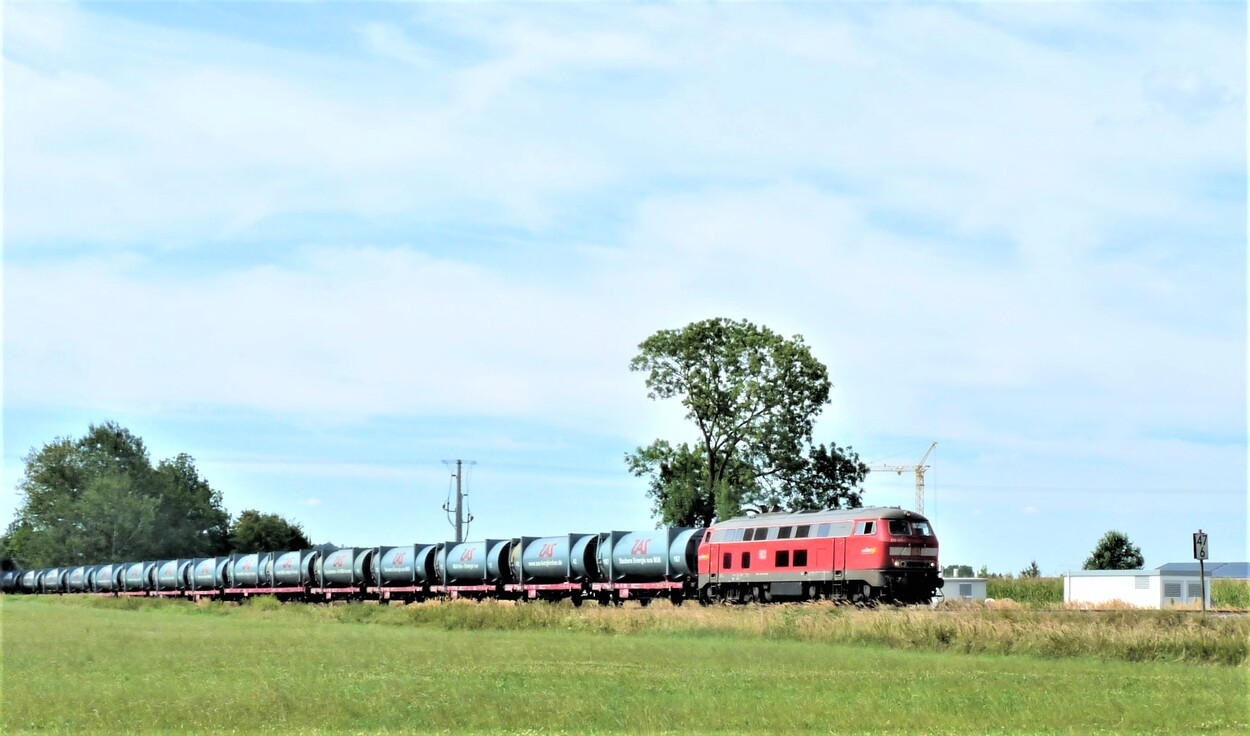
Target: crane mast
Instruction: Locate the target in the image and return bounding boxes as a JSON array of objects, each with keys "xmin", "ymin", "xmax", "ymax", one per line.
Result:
[{"xmin": 870, "ymin": 441, "xmax": 937, "ymax": 515}]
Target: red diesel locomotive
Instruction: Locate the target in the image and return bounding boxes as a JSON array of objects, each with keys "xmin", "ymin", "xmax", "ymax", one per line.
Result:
[{"xmin": 697, "ymin": 506, "xmax": 942, "ymax": 604}]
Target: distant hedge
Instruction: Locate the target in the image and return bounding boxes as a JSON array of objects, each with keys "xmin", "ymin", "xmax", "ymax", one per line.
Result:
[{"xmin": 985, "ymin": 577, "xmax": 1063, "ymax": 604}]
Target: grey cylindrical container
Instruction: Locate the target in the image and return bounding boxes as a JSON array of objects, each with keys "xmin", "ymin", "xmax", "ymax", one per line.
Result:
[
  {"xmin": 319, "ymin": 548, "xmax": 372, "ymax": 588},
  {"xmin": 667, "ymin": 528, "xmax": 701, "ymax": 579},
  {"xmin": 273, "ymin": 550, "xmax": 307, "ymax": 586},
  {"xmin": 123, "ymin": 562, "xmax": 146, "ymax": 591},
  {"xmin": 514, "ymin": 536, "xmax": 573, "ymax": 583},
  {"xmin": 19, "ymin": 569, "xmax": 39, "ymax": 593},
  {"xmin": 68, "ymin": 566, "xmax": 90, "ymax": 593},
  {"xmin": 443, "ymin": 540, "xmax": 496, "ymax": 584},
  {"xmin": 41, "ymin": 568, "xmax": 66, "ymax": 593},
  {"xmin": 1, "ymin": 569, "xmax": 19, "ymax": 594},
  {"xmin": 376, "ymin": 545, "xmax": 436, "ymax": 586},
  {"xmin": 95, "ymin": 564, "xmax": 117, "ymax": 592},
  {"xmin": 486, "ymin": 540, "xmax": 514, "ymax": 584},
  {"xmin": 570, "ymin": 534, "xmax": 600, "ymax": 581},
  {"xmin": 597, "ymin": 529, "xmax": 699, "ymax": 582},
  {"xmin": 156, "ymin": 560, "xmax": 191, "ymax": 591},
  {"xmin": 190, "ymin": 558, "xmax": 228, "ymax": 590},
  {"xmin": 84, "ymin": 566, "xmax": 99, "ymax": 592},
  {"xmin": 232, "ymin": 554, "xmax": 262, "ymax": 587},
  {"xmin": 144, "ymin": 562, "xmax": 158, "ymax": 591}
]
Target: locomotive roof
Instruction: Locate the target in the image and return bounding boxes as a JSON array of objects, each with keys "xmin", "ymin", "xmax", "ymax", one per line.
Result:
[{"xmin": 712, "ymin": 506, "xmax": 928, "ymax": 528}]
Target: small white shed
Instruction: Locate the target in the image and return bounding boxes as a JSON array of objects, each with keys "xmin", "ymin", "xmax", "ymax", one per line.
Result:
[
  {"xmin": 939, "ymin": 576, "xmax": 987, "ymax": 602},
  {"xmin": 1064, "ymin": 569, "xmax": 1212, "ymax": 609}
]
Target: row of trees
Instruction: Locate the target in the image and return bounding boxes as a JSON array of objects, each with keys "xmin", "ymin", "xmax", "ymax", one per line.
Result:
[{"xmin": 1, "ymin": 423, "xmax": 310, "ymax": 568}]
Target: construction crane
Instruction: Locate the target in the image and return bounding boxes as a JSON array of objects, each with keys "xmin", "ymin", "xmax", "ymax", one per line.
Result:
[{"xmin": 870, "ymin": 441, "xmax": 937, "ymax": 515}]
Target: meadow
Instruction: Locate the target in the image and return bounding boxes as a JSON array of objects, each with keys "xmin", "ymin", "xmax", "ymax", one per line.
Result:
[{"xmin": 2, "ymin": 596, "xmax": 1247, "ymax": 735}]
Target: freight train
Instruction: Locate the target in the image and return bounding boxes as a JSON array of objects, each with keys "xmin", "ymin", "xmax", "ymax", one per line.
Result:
[{"xmin": 0, "ymin": 506, "xmax": 942, "ymax": 605}]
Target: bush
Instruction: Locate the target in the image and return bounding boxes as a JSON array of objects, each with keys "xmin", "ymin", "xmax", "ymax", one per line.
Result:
[
  {"xmin": 1212, "ymin": 579, "xmax": 1250, "ymax": 610},
  {"xmin": 986, "ymin": 577, "xmax": 1063, "ymax": 604}
]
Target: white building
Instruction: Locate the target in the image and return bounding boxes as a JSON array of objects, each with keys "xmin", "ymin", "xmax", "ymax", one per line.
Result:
[
  {"xmin": 938, "ymin": 576, "xmax": 987, "ymax": 602},
  {"xmin": 1063, "ymin": 568, "xmax": 1212, "ymax": 609}
]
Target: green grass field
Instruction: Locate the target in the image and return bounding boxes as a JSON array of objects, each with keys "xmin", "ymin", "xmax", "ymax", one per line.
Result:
[{"xmin": 2, "ymin": 597, "xmax": 1247, "ymax": 735}]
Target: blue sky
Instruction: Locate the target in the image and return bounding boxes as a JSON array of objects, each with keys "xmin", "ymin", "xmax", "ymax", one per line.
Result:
[{"xmin": 3, "ymin": 2, "xmax": 1245, "ymax": 576}]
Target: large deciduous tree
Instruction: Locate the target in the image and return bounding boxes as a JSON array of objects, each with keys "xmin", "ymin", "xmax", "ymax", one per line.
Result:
[
  {"xmin": 1, "ymin": 422, "xmax": 231, "ymax": 566},
  {"xmin": 626, "ymin": 318, "xmax": 868, "ymax": 527},
  {"xmin": 1083, "ymin": 530, "xmax": 1145, "ymax": 570},
  {"xmin": 228, "ymin": 510, "xmax": 311, "ymax": 553}
]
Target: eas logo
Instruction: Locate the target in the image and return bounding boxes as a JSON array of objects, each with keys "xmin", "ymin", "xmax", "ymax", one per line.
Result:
[
  {"xmin": 538, "ymin": 543, "xmax": 557, "ymax": 558},
  {"xmin": 460, "ymin": 548, "xmax": 476, "ymax": 562},
  {"xmin": 242, "ymin": 560, "xmax": 252, "ymax": 571},
  {"xmin": 333, "ymin": 555, "xmax": 346, "ymax": 569},
  {"xmin": 391, "ymin": 552, "xmax": 407, "ymax": 565},
  {"xmin": 630, "ymin": 539, "xmax": 650, "ymax": 555},
  {"xmin": 283, "ymin": 558, "xmax": 293, "ymax": 569}
]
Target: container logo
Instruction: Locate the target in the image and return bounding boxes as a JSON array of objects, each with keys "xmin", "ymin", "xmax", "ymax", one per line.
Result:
[
  {"xmin": 630, "ymin": 539, "xmax": 651, "ymax": 555},
  {"xmin": 333, "ymin": 555, "xmax": 347, "ymax": 568},
  {"xmin": 283, "ymin": 558, "xmax": 294, "ymax": 569},
  {"xmin": 163, "ymin": 563, "xmax": 175, "ymax": 574},
  {"xmin": 391, "ymin": 551, "xmax": 407, "ymax": 565},
  {"xmin": 460, "ymin": 548, "xmax": 476, "ymax": 562},
  {"xmin": 242, "ymin": 560, "xmax": 252, "ymax": 571},
  {"xmin": 539, "ymin": 543, "xmax": 557, "ymax": 558}
]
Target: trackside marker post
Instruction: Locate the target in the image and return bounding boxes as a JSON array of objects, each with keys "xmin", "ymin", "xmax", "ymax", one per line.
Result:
[{"xmin": 1193, "ymin": 529, "xmax": 1208, "ymax": 613}]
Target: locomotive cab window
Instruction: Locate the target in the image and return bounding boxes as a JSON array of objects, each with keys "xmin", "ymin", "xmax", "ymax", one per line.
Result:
[
  {"xmin": 911, "ymin": 522, "xmax": 932, "ymax": 537},
  {"xmin": 888, "ymin": 520, "xmax": 910, "ymax": 536},
  {"xmin": 854, "ymin": 521, "xmax": 876, "ymax": 535}
]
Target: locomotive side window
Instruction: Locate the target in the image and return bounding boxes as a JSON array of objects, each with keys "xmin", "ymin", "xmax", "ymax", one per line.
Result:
[
  {"xmin": 794, "ymin": 549, "xmax": 808, "ymax": 567},
  {"xmin": 778, "ymin": 526, "xmax": 793, "ymax": 539},
  {"xmin": 766, "ymin": 527, "xmax": 779, "ymax": 540},
  {"xmin": 854, "ymin": 521, "xmax": 876, "ymax": 535},
  {"xmin": 741, "ymin": 552, "xmax": 751, "ymax": 569},
  {"xmin": 816, "ymin": 523, "xmax": 831, "ymax": 537},
  {"xmin": 775, "ymin": 550, "xmax": 790, "ymax": 568},
  {"xmin": 723, "ymin": 553, "xmax": 732, "ymax": 569},
  {"xmin": 795, "ymin": 525, "xmax": 811, "ymax": 538}
]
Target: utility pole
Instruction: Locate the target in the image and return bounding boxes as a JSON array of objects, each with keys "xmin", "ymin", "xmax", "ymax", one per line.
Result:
[
  {"xmin": 870, "ymin": 441, "xmax": 937, "ymax": 515},
  {"xmin": 442, "ymin": 459, "xmax": 476, "ymax": 543}
]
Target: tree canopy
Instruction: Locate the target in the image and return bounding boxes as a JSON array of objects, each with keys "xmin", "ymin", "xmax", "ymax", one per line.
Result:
[
  {"xmin": 1083, "ymin": 530, "xmax": 1145, "ymax": 570},
  {"xmin": 228, "ymin": 510, "xmax": 312, "ymax": 553},
  {"xmin": 1, "ymin": 422, "xmax": 231, "ymax": 567},
  {"xmin": 626, "ymin": 318, "xmax": 868, "ymax": 527}
]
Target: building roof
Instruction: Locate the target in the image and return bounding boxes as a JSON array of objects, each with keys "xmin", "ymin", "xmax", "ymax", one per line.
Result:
[
  {"xmin": 1156, "ymin": 562, "xmax": 1250, "ymax": 578},
  {"xmin": 715, "ymin": 505, "xmax": 926, "ymax": 527}
]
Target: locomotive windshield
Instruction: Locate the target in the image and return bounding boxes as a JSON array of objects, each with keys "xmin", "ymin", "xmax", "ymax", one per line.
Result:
[{"xmin": 888, "ymin": 520, "xmax": 933, "ymax": 537}]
